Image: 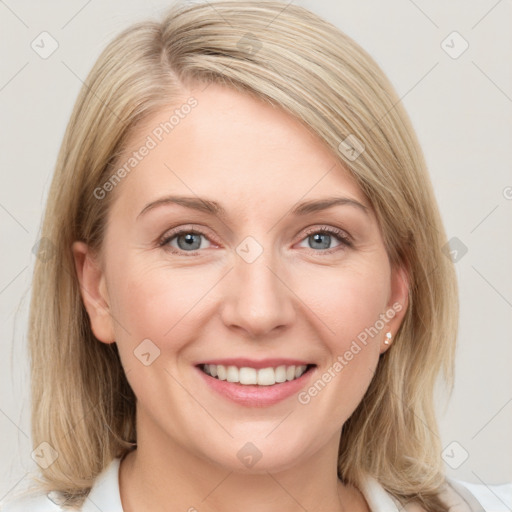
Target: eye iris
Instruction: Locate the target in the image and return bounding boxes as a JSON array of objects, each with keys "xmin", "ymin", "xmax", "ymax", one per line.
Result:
[
  {"xmin": 177, "ymin": 233, "xmax": 201, "ymax": 250},
  {"xmin": 309, "ymin": 233, "xmax": 331, "ymax": 250},
  {"xmin": 170, "ymin": 231, "xmax": 339, "ymax": 252}
]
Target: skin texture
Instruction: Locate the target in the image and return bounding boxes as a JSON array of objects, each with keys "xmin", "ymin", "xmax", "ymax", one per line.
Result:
[{"xmin": 73, "ymin": 82, "xmax": 409, "ymax": 512}]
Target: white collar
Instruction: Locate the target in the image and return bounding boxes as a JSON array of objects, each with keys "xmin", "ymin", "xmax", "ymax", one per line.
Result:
[
  {"xmin": 79, "ymin": 457, "xmax": 124, "ymax": 511},
  {"xmin": 80, "ymin": 457, "xmax": 402, "ymax": 512},
  {"xmin": 358, "ymin": 474, "xmax": 403, "ymax": 512}
]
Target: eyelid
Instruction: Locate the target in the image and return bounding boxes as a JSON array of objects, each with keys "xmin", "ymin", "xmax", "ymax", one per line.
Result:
[
  {"xmin": 158, "ymin": 223, "xmax": 353, "ymax": 254},
  {"xmin": 158, "ymin": 224, "xmax": 220, "ymax": 249}
]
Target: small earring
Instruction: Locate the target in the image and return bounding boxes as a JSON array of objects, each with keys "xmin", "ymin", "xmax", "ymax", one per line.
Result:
[{"xmin": 384, "ymin": 332, "xmax": 392, "ymax": 345}]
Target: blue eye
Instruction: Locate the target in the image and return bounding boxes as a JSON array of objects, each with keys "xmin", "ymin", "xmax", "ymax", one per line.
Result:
[
  {"xmin": 159, "ymin": 225, "xmax": 352, "ymax": 255},
  {"xmin": 298, "ymin": 227, "xmax": 352, "ymax": 253},
  {"xmin": 160, "ymin": 230, "xmax": 212, "ymax": 253},
  {"xmin": 307, "ymin": 232, "xmax": 335, "ymax": 250}
]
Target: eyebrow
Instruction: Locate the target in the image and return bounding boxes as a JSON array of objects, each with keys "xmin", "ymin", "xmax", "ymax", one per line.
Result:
[{"xmin": 136, "ymin": 195, "xmax": 370, "ymax": 220}]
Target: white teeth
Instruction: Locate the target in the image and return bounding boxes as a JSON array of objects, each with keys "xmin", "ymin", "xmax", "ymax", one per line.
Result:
[
  {"xmin": 201, "ymin": 364, "xmax": 310, "ymax": 385},
  {"xmin": 217, "ymin": 365, "xmax": 227, "ymax": 380},
  {"xmin": 239, "ymin": 367, "xmax": 257, "ymax": 385},
  {"xmin": 257, "ymin": 368, "xmax": 275, "ymax": 386},
  {"xmin": 275, "ymin": 365, "xmax": 287, "ymax": 383},
  {"xmin": 226, "ymin": 365, "xmax": 239, "ymax": 382},
  {"xmin": 286, "ymin": 365, "xmax": 296, "ymax": 381}
]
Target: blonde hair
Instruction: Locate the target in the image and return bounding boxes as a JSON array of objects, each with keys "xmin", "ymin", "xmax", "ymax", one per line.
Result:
[{"xmin": 28, "ymin": 1, "xmax": 458, "ymax": 509}]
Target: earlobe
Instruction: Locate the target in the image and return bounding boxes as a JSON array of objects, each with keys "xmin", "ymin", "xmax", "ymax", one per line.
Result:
[{"xmin": 71, "ymin": 241, "xmax": 115, "ymax": 344}]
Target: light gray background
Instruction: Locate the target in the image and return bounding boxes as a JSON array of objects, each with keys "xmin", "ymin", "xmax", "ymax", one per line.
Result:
[{"xmin": 1, "ymin": 0, "xmax": 511, "ymax": 502}]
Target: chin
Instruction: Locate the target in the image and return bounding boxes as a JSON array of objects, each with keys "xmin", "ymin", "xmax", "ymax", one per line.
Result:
[{"xmin": 195, "ymin": 434, "xmax": 316, "ymax": 475}]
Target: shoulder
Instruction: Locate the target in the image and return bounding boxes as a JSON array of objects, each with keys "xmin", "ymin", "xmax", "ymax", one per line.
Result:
[
  {"xmin": 359, "ymin": 473, "xmax": 512, "ymax": 512},
  {"xmin": 1, "ymin": 458, "xmax": 124, "ymax": 512},
  {"xmin": 440, "ymin": 477, "xmax": 512, "ymax": 512}
]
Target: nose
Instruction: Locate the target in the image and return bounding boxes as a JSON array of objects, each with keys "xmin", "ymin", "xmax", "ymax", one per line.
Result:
[{"xmin": 220, "ymin": 246, "xmax": 296, "ymax": 339}]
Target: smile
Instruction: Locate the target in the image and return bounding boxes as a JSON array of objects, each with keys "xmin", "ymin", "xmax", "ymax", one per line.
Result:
[{"xmin": 200, "ymin": 363, "xmax": 312, "ymax": 386}]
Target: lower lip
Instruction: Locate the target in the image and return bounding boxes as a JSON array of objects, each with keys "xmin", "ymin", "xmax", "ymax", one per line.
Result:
[{"xmin": 195, "ymin": 365, "xmax": 316, "ymax": 407}]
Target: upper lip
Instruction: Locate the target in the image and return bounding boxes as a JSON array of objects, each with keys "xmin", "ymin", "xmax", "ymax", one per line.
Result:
[{"xmin": 196, "ymin": 358, "xmax": 314, "ymax": 369}]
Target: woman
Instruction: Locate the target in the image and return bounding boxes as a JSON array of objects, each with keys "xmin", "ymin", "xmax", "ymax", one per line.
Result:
[{"xmin": 2, "ymin": 1, "xmax": 509, "ymax": 511}]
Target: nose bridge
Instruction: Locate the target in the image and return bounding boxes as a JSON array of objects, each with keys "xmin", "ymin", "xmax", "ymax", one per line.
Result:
[{"xmin": 221, "ymin": 237, "xmax": 295, "ymax": 337}]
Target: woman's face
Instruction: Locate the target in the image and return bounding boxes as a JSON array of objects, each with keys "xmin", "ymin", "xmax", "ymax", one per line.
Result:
[{"xmin": 73, "ymin": 82, "xmax": 408, "ymax": 473}]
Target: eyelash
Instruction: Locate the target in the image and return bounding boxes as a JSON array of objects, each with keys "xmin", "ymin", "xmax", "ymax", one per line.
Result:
[{"xmin": 158, "ymin": 224, "xmax": 353, "ymax": 256}]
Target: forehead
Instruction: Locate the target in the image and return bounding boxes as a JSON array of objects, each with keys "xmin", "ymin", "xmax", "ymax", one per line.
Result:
[{"xmin": 109, "ymin": 82, "xmax": 368, "ymax": 215}]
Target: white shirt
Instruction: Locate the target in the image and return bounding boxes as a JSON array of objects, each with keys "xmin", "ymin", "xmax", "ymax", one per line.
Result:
[{"xmin": 2, "ymin": 457, "xmax": 511, "ymax": 511}]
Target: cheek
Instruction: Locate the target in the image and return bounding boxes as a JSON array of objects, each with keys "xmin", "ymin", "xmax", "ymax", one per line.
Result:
[
  {"xmin": 106, "ymin": 254, "xmax": 225, "ymax": 358},
  {"xmin": 105, "ymin": 259, "xmax": 214, "ymax": 404},
  {"xmin": 296, "ymin": 260, "xmax": 390, "ymax": 348},
  {"xmin": 292, "ymin": 261, "xmax": 389, "ymax": 414},
  {"xmin": 110, "ymin": 265, "xmax": 200, "ymax": 338},
  {"xmin": 108, "ymin": 250, "xmax": 390, "ymax": 351}
]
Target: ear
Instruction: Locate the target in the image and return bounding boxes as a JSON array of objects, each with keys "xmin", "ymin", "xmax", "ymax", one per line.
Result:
[
  {"xmin": 72, "ymin": 241, "xmax": 115, "ymax": 344},
  {"xmin": 380, "ymin": 263, "xmax": 409, "ymax": 354}
]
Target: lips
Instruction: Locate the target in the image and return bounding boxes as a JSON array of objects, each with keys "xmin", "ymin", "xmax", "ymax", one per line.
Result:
[{"xmin": 195, "ymin": 358, "xmax": 317, "ymax": 407}]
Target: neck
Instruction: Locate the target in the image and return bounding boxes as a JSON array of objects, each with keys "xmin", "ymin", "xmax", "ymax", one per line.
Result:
[{"xmin": 118, "ymin": 410, "xmax": 367, "ymax": 512}]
